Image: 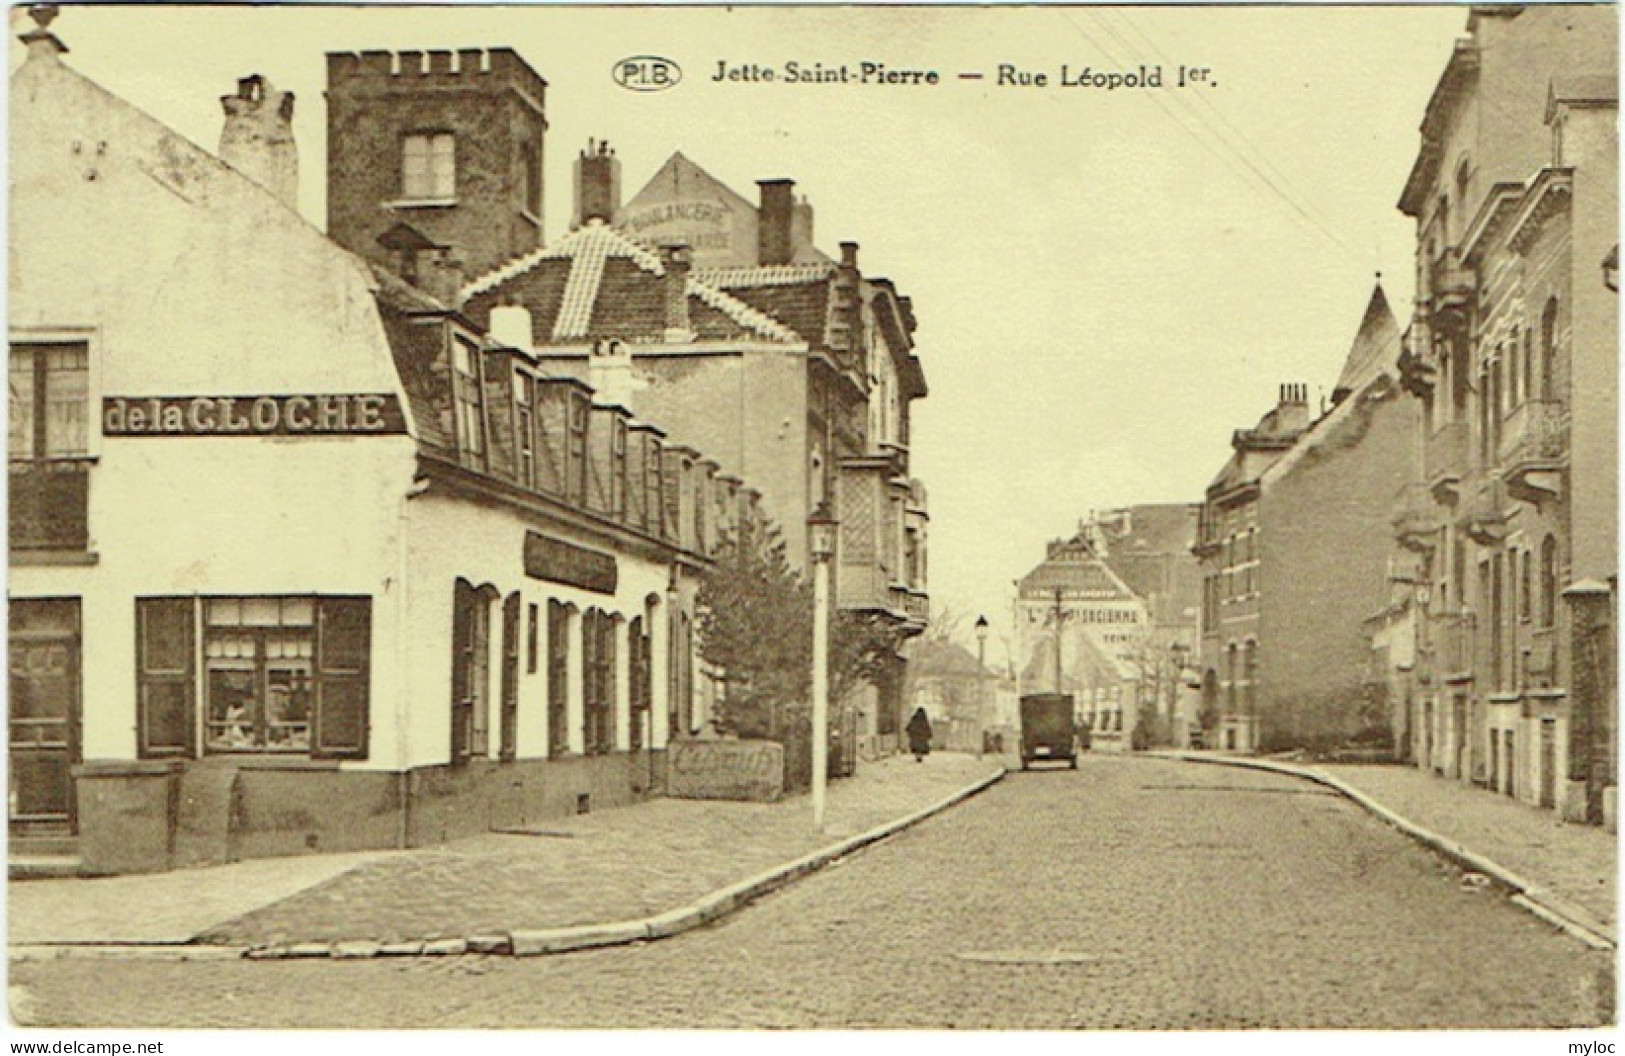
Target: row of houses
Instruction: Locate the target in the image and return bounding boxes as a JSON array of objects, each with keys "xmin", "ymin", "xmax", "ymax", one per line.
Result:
[
  {"xmin": 9, "ymin": 17, "xmax": 930, "ymax": 873},
  {"xmin": 1191, "ymin": 5, "xmax": 1617, "ymax": 827}
]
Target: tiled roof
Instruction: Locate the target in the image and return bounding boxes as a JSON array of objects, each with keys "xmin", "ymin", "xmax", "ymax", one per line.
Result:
[
  {"xmin": 462, "ymin": 221, "xmax": 799, "ymax": 345},
  {"xmin": 695, "ymin": 263, "xmax": 837, "ymax": 287}
]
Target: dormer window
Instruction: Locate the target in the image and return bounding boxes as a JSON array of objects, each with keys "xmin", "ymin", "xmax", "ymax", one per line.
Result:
[{"xmin": 403, "ymin": 132, "xmax": 455, "ymax": 201}]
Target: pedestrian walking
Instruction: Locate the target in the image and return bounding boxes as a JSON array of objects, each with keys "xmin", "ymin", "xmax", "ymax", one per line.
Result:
[{"xmin": 906, "ymin": 707, "xmax": 933, "ymax": 762}]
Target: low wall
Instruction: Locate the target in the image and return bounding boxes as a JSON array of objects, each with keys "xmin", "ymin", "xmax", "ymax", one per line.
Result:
[
  {"xmin": 666, "ymin": 739, "xmax": 784, "ymax": 802},
  {"xmin": 70, "ymin": 749, "xmax": 668, "ymax": 875}
]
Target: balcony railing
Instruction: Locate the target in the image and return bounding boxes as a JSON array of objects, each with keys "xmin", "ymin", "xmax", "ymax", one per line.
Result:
[
  {"xmin": 1432, "ymin": 610, "xmax": 1476, "ymax": 680},
  {"xmin": 9, "ymin": 458, "xmax": 91, "ymax": 552},
  {"xmin": 1425, "ymin": 247, "xmax": 1473, "ymax": 327},
  {"xmin": 902, "ymin": 588, "xmax": 929, "ymax": 625},
  {"xmin": 1499, "ymin": 399, "xmax": 1567, "ymax": 464}
]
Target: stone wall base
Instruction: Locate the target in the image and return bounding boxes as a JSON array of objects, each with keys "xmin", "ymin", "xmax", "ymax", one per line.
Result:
[{"xmin": 69, "ymin": 750, "xmax": 668, "ymax": 876}]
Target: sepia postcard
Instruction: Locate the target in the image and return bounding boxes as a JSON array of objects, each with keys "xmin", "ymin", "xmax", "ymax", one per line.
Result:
[{"xmin": 4, "ymin": 0, "xmax": 1618, "ymax": 1045}]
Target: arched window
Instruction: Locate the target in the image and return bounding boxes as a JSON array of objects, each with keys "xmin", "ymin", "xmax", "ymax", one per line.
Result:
[
  {"xmin": 1540, "ymin": 535, "xmax": 1559, "ymax": 629},
  {"xmin": 1540, "ymin": 298, "xmax": 1560, "ymax": 401}
]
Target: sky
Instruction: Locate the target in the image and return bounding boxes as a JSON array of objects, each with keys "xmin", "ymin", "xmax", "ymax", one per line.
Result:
[{"xmin": 8, "ymin": 2, "xmax": 1471, "ymax": 666}]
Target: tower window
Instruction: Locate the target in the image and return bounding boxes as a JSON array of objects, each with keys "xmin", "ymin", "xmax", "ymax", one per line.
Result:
[{"xmin": 403, "ymin": 132, "xmax": 456, "ymax": 200}]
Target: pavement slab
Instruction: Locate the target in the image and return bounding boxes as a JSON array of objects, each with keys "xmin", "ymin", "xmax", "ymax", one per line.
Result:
[
  {"xmin": 7, "ymin": 849, "xmax": 388, "ymax": 945},
  {"xmin": 165, "ymin": 753, "xmax": 997, "ymax": 946},
  {"xmin": 1317, "ymin": 763, "xmax": 1616, "ymax": 929}
]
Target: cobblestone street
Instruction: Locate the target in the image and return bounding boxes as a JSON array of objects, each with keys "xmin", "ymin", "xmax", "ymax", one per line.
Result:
[{"xmin": 11, "ymin": 756, "xmax": 1610, "ymax": 1029}]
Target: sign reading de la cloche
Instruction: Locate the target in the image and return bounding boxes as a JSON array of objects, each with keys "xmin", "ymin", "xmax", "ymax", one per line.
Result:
[{"xmin": 103, "ymin": 394, "xmax": 407, "ymax": 437}]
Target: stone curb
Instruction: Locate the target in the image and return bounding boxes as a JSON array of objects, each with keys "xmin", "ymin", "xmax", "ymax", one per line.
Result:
[
  {"xmin": 1155, "ymin": 751, "xmax": 1617, "ymax": 951},
  {"xmin": 10, "ymin": 767, "xmax": 1005, "ymax": 963}
]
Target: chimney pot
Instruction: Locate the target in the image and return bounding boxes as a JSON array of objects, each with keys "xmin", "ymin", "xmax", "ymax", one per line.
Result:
[
  {"xmin": 840, "ymin": 241, "xmax": 859, "ymax": 269},
  {"xmin": 756, "ymin": 179, "xmax": 796, "ymax": 265}
]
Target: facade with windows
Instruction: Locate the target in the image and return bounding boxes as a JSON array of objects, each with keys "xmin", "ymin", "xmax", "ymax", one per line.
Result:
[
  {"xmin": 458, "ymin": 152, "xmax": 932, "ymax": 757},
  {"xmin": 9, "ymin": 31, "xmax": 739, "ymax": 872},
  {"xmin": 1195, "ymin": 285, "xmax": 1418, "ymax": 757},
  {"xmin": 1391, "ymin": 5, "xmax": 1617, "ymax": 824}
]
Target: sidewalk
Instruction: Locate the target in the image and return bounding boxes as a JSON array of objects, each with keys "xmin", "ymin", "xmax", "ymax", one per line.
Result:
[
  {"xmin": 1318, "ymin": 763, "xmax": 1616, "ymax": 930},
  {"xmin": 1166, "ymin": 751, "xmax": 1616, "ymax": 946},
  {"xmin": 10, "ymin": 753, "xmax": 1000, "ymax": 952}
]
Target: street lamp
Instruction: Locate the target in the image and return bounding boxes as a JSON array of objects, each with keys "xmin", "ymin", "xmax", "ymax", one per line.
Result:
[
  {"xmin": 975, "ymin": 615, "xmax": 990, "ymax": 756},
  {"xmin": 808, "ymin": 501, "xmax": 838, "ymax": 831}
]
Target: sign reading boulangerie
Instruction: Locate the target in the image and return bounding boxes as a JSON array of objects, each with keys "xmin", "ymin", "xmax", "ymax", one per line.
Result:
[{"xmin": 103, "ymin": 394, "xmax": 407, "ymax": 436}]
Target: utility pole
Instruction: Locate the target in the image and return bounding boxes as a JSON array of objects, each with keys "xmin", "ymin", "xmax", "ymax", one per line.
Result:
[{"xmin": 1052, "ymin": 586, "xmax": 1066, "ymax": 694}]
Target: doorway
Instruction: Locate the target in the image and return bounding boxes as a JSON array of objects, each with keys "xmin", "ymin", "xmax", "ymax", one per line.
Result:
[{"xmin": 9, "ymin": 598, "xmax": 81, "ymax": 834}]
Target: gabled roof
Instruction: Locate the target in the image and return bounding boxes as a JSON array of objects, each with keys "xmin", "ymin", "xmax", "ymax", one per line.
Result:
[
  {"xmin": 461, "ymin": 220, "xmax": 801, "ymax": 345},
  {"xmin": 1332, "ymin": 282, "xmax": 1402, "ymax": 401}
]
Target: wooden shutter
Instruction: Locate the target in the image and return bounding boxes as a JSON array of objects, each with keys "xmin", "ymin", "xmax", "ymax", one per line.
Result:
[
  {"xmin": 450, "ymin": 580, "xmax": 473, "ymax": 763},
  {"xmin": 136, "ymin": 597, "xmax": 194, "ymax": 758},
  {"xmin": 499, "ymin": 592, "xmax": 521, "ymax": 761},
  {"xmin": 313, "ymin": 597, "xmax": 370, "ymax": 759}
]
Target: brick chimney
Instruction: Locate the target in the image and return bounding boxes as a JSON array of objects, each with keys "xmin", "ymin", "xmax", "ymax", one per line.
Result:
[
  {"xmin": 660, "ymin": 243, "xmax": 694, "ymax": 341},
  {"xmin": 1276, "ymin": 382, "xmax": 1311, "ymax": 433},
  {"xmin": 756, "ymin": 179, "xmax": 795, "ymax": 265},
  {"xmin": 574, "ymin": 138, "xmax": 621, "ymax": 228},
  {"xmin": 219, "ymin": 75, "xmax": 298, "ymax": 211}
]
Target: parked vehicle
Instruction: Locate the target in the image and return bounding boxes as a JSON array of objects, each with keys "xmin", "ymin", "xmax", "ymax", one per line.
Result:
[{"xmin": 1019, "ymin": 693, "xmax": 1077, "ymax": 770}]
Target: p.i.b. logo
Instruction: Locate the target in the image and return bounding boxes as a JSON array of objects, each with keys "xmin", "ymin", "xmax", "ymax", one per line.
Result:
[{"xmin": 614, "ymin": 56, "xmax": 682, "ymax": 92}]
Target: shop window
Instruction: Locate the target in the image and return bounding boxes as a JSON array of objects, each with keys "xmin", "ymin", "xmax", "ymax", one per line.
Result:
[
  {"xmin": 403, "ymin": 132, "xmax": 455, "ymax": 200},
  {"xmin": 499, "ymin": 593, "xmax": 521, "ymax": 761},
  {"xmin": 138, "ymin": 596, "xmax": 369, "ymax": 759},
  {"xmin": 547, "ymin": 600, "xmax": 571, "ymax": 755},
  {"xmin": 450, "ymin": 579, "xmax": 492, "ymax": 764}
]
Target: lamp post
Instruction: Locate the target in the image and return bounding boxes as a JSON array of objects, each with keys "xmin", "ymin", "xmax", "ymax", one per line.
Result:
[
  {"xmin": 975, "ymin": 614, "xmax": 990, "ymax": 756},
  {"xmin": 808, "ymin": 501, "xmax": 837, "ymax": 831}
]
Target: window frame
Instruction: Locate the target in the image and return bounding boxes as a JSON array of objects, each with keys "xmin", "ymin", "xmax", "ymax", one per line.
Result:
[{"xmin": 402, "ymin": 131, "xmax": 456, "ymax": 202}]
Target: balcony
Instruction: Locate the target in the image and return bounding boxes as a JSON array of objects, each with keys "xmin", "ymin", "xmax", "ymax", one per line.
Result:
[
  {"xmin": 1498, "ymin": 400, "xmax": 1567, "ymax": 505},
  {"xmin": 901, "ymin": 587, "xmax": 929, "ymax": 628},
  {"xmin": 1432, "ymin": 610, "xmax": 1476, "ymax": 682},
  {"xmin": 1424, "ymin": 419, "xmax": 1468, "ymax": 502},
  {"xmin": 1461, "ymin": 477, "xmax": 1509, "ymax": 546},
  {"xmin": 1424, "ymin": 247, "xmax": 1473, "ymax": 331},
  {"xmin": 1390, "ymin": 482, "xmax": 1441, "ymax": 552},
  {"xmin": 9, "ymin": 458, "xmax": 91, "ymax": 554}
]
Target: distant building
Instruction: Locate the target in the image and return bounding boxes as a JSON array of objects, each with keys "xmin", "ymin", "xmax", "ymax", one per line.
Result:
[
  {"xmin": 1195, "ymin": 283, "xmax": 1418, "ymax": 753},
  {"xmin": 1390, "ymin": 5, "xmax": 1617, "ymax": 824},
  {"xmin": 1014, "ymin": 505, "xmax": 1199, "ymax": 750},
  {"xmin": 454, "ymin": 149, "xmax": 932, "ymax": 757}
]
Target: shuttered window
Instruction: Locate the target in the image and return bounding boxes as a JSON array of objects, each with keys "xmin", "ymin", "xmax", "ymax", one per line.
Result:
[
  {"xmin": 137, "ymin": 598, "xmax": 194, "ymax": 758},
  {"xmin": 314, "ymin": 597, "xmax": 370, "ymax": 759},
  {"xmin": 137, "ymin": 596, "xmax": 370, "ymax": 760}
]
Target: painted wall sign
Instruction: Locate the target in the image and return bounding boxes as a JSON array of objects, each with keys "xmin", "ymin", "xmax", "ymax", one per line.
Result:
[
  {"xmin": 523, "ymin": 531, "xmax": 618, "ymax": 595},
  {"xmin": 102, "ymin": 395, "xmax": 407, "ymax": 437}
]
